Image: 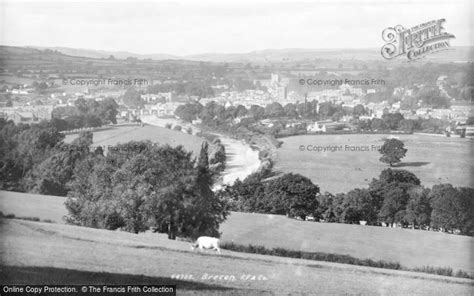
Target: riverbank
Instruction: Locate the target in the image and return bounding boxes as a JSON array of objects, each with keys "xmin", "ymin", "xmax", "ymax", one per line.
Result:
[{"xmin": 140, "ymin": 115, "xmax": 261, "ymax": 186}]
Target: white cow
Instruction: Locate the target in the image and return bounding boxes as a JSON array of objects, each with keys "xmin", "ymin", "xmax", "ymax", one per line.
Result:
[{"xmin": 191, "ymin": 236, "xmax": 221, "ymax": 254}]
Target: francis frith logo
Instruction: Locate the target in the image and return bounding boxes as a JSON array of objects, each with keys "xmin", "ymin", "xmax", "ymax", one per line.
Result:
[{"xmin": 381, "ymin": 19, "xmax": 455, "ymax": 60}]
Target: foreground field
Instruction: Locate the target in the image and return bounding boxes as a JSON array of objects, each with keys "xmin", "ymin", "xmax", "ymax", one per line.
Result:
[
  {"xmin": 64, "ymin": 125, "xmax": 204, "ymax": 157},
  {"xmin": 220, "ymin": 212, "xmax": 474, "ymax": 273},
  {"xmin": 1, "ymin": 191, "xmax": 472, "ymax": 275},
  {"xmin": 1, "ymin": 219, "xmax": 472, "ymax": 295},
  {"xmin": 275, "ymin": 134, "xmax": 474, "ymax": 193}
]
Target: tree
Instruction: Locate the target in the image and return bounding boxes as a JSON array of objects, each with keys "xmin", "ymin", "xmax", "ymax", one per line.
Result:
[
  {"xmin": 368, "ymin": 169, "xmax": 421, "ymax": 225},
  {"xmin": 399, "ymin": 119, "xmax": 417, "ymax": 132},
  {"xmin": 456, "ymin": 187, "xmax": 474, "ymax": 236},
  {"xmin": 382, "ymin": 113, "xmax": 404, "ymax": 130},
  {"xmin": 184, "ymin": 141, "xmax": 228, "ymax": 239},
  {"xmin": 249, "ymin": 105, "xmax": 265, "ymax": 120},
  {"xmin": 314, "ymin": 193, "xmax": 343, "ymax": 222},
  {"xmin": 429, "ymin": 184, "xmax": 461, "ymax": 232},
  {"xmin": 378, "ymin": 168, "xmax": 420, "ymax": 186},
  {"xmin": 65, "ymin": 141, "xmax": 228, "ymax": 239},
  {"xmin": 370, "ymin": 118, "xmax": 386, "ymax": 131},
  {"xmin": 175, "ymin": 103, "xmax": 203, "ymax": 122},
  {"xmin": 352, "ymin": 104, "xmax": 366, "ymax": 117},
  {"xmin": 74, "ymin": 98, "xmax": 89, "ymax": 114},
  {"xmin": 98, "ymin": 98, "xmax": 119, "ymax": 124},
  {"xmin": 376, "ymin": 183, "xmax": 412, "ymax": 225},
  {"xmin": 404, "ymin": 186, "xmax": 432, "ymax": 228},
  {"xmin": 428, "ymin": 184, "xmax": 474, "ymax": 235},
  {"xmin": 284, "ymin": 103, "xmax": 298, "ymax": 118},
  {"xmin": 379, "ymin": 138, "xmax": 407, "ymax": 166},
  {"xmin": 226, "ymin": 172, "xmax": 267, "ymax": 213},
  {"xmin": 264, "ymin": 102, "xmax": 285, "ymax": 118},
  {"xmin": 123, "ymin": 88, "xmax": 143, "ymax": 108},
  {"xmin": 341, "ymin": 189, "xmax": 379, "ymax": 224},
  {"xmin": 235, "ymin": 105, "xmax": 248, "ymax": 118},
  {"xmin": 264, "ymin": 173, "xmax": 319, "ymax": 219}
]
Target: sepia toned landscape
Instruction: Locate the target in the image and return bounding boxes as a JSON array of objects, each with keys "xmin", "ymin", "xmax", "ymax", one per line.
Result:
[{"xmin": 1, "ymin": 1, "xmax": 473, "ymax": 295}]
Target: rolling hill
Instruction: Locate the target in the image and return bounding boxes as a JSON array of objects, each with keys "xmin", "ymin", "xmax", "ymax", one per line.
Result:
[
  {"xmin": 25, "ymin": 46, "xmax": 474, "ymax": 63},
  {"xmin": 1, "ymin": 190, "xmax": 472, "ymax": 275},
  {"xmin": 1, "ymin": 217, "xmax": 473, "ymax": 295}
]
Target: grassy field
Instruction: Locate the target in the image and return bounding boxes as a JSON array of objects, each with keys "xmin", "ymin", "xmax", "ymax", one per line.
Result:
[
  {"xmin": 220, "ymin": 212, "xmax": 474, "ymax": 273},
  {"xmin": 1, "ymin": 218, "xmax": 473, "ymax": 295},
  {"xmin": 1, "ymin": 190, "xmax": 473, "ymax": 276},
  {"xmin": 274, "ymin": 134, "xmax": 474, "ymax": 194},
  {"xmin": 64, "ymin": 125, "xmax": 204, "ymax": 158}
]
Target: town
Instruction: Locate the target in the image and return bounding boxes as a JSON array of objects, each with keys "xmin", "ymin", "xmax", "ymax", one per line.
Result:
[{"xmin": 1, "ymin": 51, "xmax": 472, "ymax": 139}]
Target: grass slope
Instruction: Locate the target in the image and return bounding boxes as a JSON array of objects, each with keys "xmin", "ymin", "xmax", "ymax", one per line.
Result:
[
  {"xmin": 64, "ymin": 125, "xmax": 204, "ymax": 158},
  {"xmin": 1, "ymin": 219, "xmax": 472, "ymax": 295},
  {"xmin": 220, "ymin": 212, "xmax": 474, "ymax": 273},
  {"xmin": 275, "ymin": 134, "xmax": 474, "ymax": 193},
  {"xmin": 1, "ymin": 191, "xmax": 473, "ymax": 274}
]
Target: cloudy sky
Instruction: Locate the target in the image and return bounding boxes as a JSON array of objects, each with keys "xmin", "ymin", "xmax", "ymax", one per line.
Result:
[{"xmin": 1, "ymin": 0, "xmax": 472, "ymax": 55}]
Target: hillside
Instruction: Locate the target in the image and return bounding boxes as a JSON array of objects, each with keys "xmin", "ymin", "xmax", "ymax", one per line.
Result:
[
  {"xmin": 23, "ymin": 46, "xmax": 474, "ymax": 63},
  {"xmin": 64, "ymin": 125, "xmax": 204, "ymax": 158},
  {"xmin": 1, "ymin": 190, "xmax": 472, "ymax": 275},
  {"xmin": 1, "ymin": 218, "xmax": 473, "ymax": 295}
]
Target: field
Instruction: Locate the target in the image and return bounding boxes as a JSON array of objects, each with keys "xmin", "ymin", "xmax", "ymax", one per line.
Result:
[
  {"xmin": 274, "ymin": 134, "xmax": 474, "ymax": 194},
  {"xmin": 1, "ymin": 191, "xmax": 473, "ymax": 276},
  {"xmin": 64, "ymin": 125, "xmax": 204, "ymax": 158},
  {"xmin": 2, "ymin": 218, "xmax": 474, "ymax": 295},
  {"xmin": 220, "ymin": 212, "xmax": 474, "ymax": 273}
]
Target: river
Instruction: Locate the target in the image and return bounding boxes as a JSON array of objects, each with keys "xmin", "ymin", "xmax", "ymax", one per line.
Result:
[{"xmin": 140, "ymin": 115, "xmax": 261, "ymax": 187}]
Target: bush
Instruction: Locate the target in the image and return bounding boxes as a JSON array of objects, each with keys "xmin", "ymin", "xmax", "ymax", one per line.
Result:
[
  {"xmin": 220, "ymin": 242, "xmax": 401, "ymax": 270},
  {"xmin": 220, "ymin": 242, "xmax": 473, "ymax": 278},
  {"xmin": 173, "ymin": 125, "xmax": 182, "ymax": 131},
  {"xmin": 455, "ymin": 270, "xmax": 471, "ymax": 278},
  {"xmin": 19, "ymin": 216, "xmax": 41, "ymax": 222},
  {"xmin": 413, "ymin": 266, "xmax": 453, "ymax": 277}
]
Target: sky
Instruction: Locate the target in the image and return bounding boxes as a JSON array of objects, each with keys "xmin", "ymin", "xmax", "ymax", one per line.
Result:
[{"xmin": 1, "ymin": 0, "xmax": 472, "ymax": 55}]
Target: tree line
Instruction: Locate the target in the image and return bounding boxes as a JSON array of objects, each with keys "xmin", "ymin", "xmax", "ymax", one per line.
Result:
[
  {"xmin": 218, "ymin": 168, "xmax": 474, "ymax": 236},
  {"xmin": 175, "ymin": 100, "xmax": 458, "ymax": 139},
  {"xmin": 51, "ymin": 97, "xmax": 118, "ymax": 131},
  {"xmin": 0, "ymin": 119, "xmax": 228, "ymax": 239}
]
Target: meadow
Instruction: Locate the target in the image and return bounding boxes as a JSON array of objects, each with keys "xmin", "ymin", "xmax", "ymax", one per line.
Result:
[
  {"xmin": 1, "ymin": 218, "xmax": 473, "ymax": 295},
  {"xmin": 1, "ymin": 191, "xmax": 472, "ymax": 275},
  {"xmin": 274, "ymin": 134, "xmax": 474, "ymax": 194},
  {"xmin": 64, "ymin": 125, "xmax": 204, "ymax": 157}
]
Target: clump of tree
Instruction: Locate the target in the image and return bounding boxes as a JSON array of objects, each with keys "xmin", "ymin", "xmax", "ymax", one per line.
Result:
[
  {"xmin": 313, "ymin": 169, "xmax": 474, "ymax": 236},
  {"xmin": 218, "ymin": 172, "xmax": 319, "ymax": 220},
  {"xmin": 51, "ymin": 97, "xmax": 118, "ymax": 130},
  {"xmin": 122, "ymin": 88, "xmax": 144, "ymax": 108},
  {"xmin": 221, "ymin": 165, "xmax": 474, "ymax": 236},
  {"xmin": 65, "ymin": 140, "xmax": 229, "ymax": 239},
  {"xmin": 379, "ymin": 138, "xmax": 407, "ymax": 166},
  {"xmin": 0, "ymin": 119, "xmax": 65, "ymax": 192}
]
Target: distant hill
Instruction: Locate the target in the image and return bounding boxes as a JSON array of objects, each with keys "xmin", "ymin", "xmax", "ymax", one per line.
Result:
[
  {"xmin": 25, "ymin": 46, "xmax": 474, "ymax": 63},
  {"xmin": 28, "ymin": 46, "xmax": 180, "ymax": 61}
]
